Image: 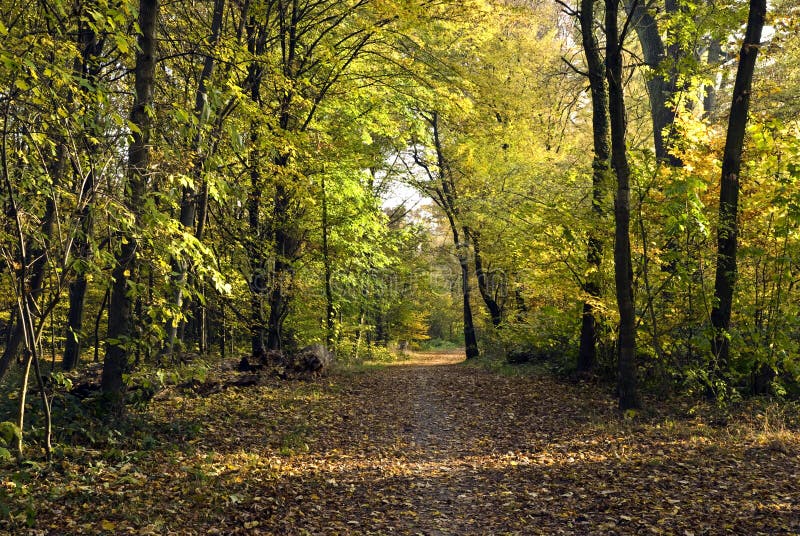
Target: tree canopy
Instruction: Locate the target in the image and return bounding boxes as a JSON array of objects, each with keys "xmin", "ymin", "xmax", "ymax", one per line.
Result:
[{"xmin": 0, "ymin": 0, "xmax": 798, "ymax": 477}]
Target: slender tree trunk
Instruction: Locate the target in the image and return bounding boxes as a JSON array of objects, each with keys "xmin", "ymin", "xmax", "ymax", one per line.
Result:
[
  {"xmin": 623, "ymin": 0, "xmax": 686, "ymax": 285},
  {"xmin": 163, "ymin": 0, "xmax": 226, "ymax": 356},
  {"xmin": 0, "ymin": 326, "xmax": 24, "ymax": 378},
  {"xmin": 2, "ymin": 120, "xmax": 53, "ymax": 460},
  {"xmin": 248, "ymin": 144, "xmax": 265, "ymax": 356},
  {"xmin": 607, "ymin": 0, "xmax": 639, "ymax": 410},
  {"xmin": 63, "ymin": 21, "xmax": 105, "ymax": 371},
  {"xmin": 450, "ymin": 222, "xmax": 479, "ymax": 359},
  {"xmin": 577, "ymin": 0, "xmax": 611, "ymax": 373},
  {"xmin": 244, "ymin": 17, "xmax": 268, "ymax": 357},
  {"xmin": 265, "ymin": 98, "xmax": 299, "ymax": 352},
  {"xmin": 703, "ymin": 38, "xmax": 723, "ymax": 118},
  {"xmin": 16, "ymin": 345, "xmax": 33, "ymax": 460},
  {"xmin": 465, "ymin": 227, "xmax": 502, "ymax": 328},
  {"xmin": 352, "ymin": 304, "xmax": 366, "ymax": 361},
  {"xmin": 102, "ymin": 0, "xmax": 159, "ymax": 414},
  {"xmin": 220, "ymin": 303, "xmax": 227, "ymax": 360},
  {"xmin": 0, "ymin": 142, "xmax": 64, "ymax": 378},
  {"xmin": 63, "ymin": 274, "xmax": 88, "ymax": 370},
  {"xmin": 514, "ymin": 287, "xmax": 527, "ymax": 321},
  {"xmin": 94, "ymin": 287, "xmax": 109, "ymax": 363},
  {"xmin": 710, "ymin": 0, "xmax": 766, "ymax": 376},
  {"xmin": 457, "ymin": 241, "xmax": 479, "ymax": 360},
  {"xmin": 266, "ymin": 180, "xmax": 297, "ymax": 351},
  {"xmin": 623, "ymin": 0, "xmax": 681, "ymax": 166},
  {"xmin": 321, "ymin": 174, "xmax": 335, "ymax": 347},
  {"xmin": 5, "ymin": 308, "xmax": 16, "ymax": 347},
  {"xmin": 427, "ymin": 112, "xmax": 479, "ymax": 359}
]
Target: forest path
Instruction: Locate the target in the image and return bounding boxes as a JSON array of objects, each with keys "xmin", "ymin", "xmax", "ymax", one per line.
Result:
[
  {"xmin": 192, "ymin": 351, "xmax": 799, "ymax": 534},
  {"xmin": 12, "ymin": 352, "xmax": 800, "ymax": 535}
]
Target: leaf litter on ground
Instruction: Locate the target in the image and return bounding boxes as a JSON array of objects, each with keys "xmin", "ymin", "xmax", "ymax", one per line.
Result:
[{"xmin": 1, "ymin": 351, "xmax": 799, "ymax": 534}]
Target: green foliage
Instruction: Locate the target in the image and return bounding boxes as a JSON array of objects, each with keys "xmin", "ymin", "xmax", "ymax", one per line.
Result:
[
  {"xmin": 0, "ymin": 422, "xmax": 22, "ymax": 447},
  {"xmin": 420, "ymin": 338, "xmax": 461, "ymax": 351},
  {"xmin": 0, "ymin": 0, "xmax": 798, "ymax": 469},
  {"xmin": 0, "ymin": 422, "xmax": 21, "ymax": 462},
  {"xmin": 479, "ymin": 305, "xmax": 582, "ymax": 374}
]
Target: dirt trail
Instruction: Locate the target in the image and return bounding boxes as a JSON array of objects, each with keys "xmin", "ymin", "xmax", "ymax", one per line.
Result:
[
  {"xmin": 230, "ymin": 351, "xmax": 799, "ymax": 535},
  {"xmin": 13, "ymin": 351, "xmax": 799, "ymax": 535}
]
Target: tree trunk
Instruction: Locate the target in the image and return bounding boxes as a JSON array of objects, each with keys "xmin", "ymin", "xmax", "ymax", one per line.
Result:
[
  {"xmin": 465, "ymin": 227, "xmax": 502, "ymax": 328},
  {"xmin": 607, "ymin": 0, "xmax": 639, "ymax": 410},
  {"xmin": 623, "ymin": 0, "xmax": 681, "ymax": 166},
  {"xmin": 352, "ymin": 305, "xmax": 366, "ymax": 362},
  {"xmin": 62, "ymin": 275, "xmax": 88, "ymax": 371},
  {"xmin": 266, "ymin": 180, "xmax": 298, "ymax": 351},
  {"xmin": 265, "ymin": 96, "xmax": 300, "ymax": 352},
  {"xmin": 428, "ymin": 112, "xmax": 479, "ymax": 360},
  {"xmin": 63, "ymin": 20, "xmax": 105, "ymax": 371},
  {"xmin": 703, "ymin": 38, "xmax": 723, "ymax": 118},
  {"xmin": 458, "ymin": 247, "xmax": 480, "ymax": 360},
  {"xmin": 94, "ymin": 287, "xmax": 109, "ymax": 363},
  {"xmin": 577, "ymin": 0, "xmax": 611, "ymax": 374},
  {"xmin": 0, "ymin": 326, "xmax": 24, "ymax": 379},
  {"xmin": 321, "ymin": 174, "xmax": 335, "ymax": 347},
  {"xmin": 245, "ymin": 17, "xmax": 267, "ymax": 357},
  {"xmin": 102, "ymin": 0, "xmax": 159, "ymax": 415},
  {"xmin": 513, "ymin": 287, "xmax": 527, "ymax": 322},
  {"xmin": 710, "ymin": 0, "xmax": 766, "ymax": 376},
  {"xmin": 451, "ymin": 225, "xmax": 479, "ymax": 359},
  {"xmin": 0, "ymin": 138, "xmax": 65, "ymax": 378},
  {"xmin": 248, "ymin": 146, "xmax": 265, "ymax": 356},
  {"xmin": 2, "ymin": 108, "xmax": 54, "ymax": 461},
  {"xmin": 163, "ymin": 0, "xmax": 226, "ymax": 356}
]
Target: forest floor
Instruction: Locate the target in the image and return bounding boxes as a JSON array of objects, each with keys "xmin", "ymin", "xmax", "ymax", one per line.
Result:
[{"xmin": 3, "ymin": 350, "xmax": 800, "ymax": 535}]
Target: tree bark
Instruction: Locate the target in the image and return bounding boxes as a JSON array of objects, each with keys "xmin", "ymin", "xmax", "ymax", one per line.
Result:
[
  {"xmin": 321, "ymin": 174, "xmax": 335, "ymax": 347},
  {"xmin": 465, "ymin": 227, "xmax": 502, "ymax": 328},
  {"xmin": 703, "ymin": 38, "xmax": 723, "ymax": 118},
  {"xmin": 428, "ymin": 112, "xmax": 479, "ymax": 359},
  {"xmin": 94, "ymin": 287, "xmax": 109, "ymax": 363},
  {"xmin": 452, "ymin": 225, "xmax": 479, "ymax": 360},
  {"xmin": 163, "ymin": 0, "xmax": 226, "ymax": 356},
  {"xmin": 244, "ymin": 16, "xmax": 268, "ymax": 357},
  {"xmin": 623, "ymin": 0, "xmax": 681, "ymax": 166},
  {"xmin": 0, "ymin": 137, "xmax": 65, "ymax": 378},
  {"xmin": 63, "ymin": 18, "xmax": 105, "ymax": 371},
  {"xmin": 248, "ymin": 138, "xmax": 265, "ymax": 356},
  {"xmin": 710, "ymin": 0, "xmax": 766, "ymax": 376},
  {"xmin": 577, "ymin": 0, "xmax": 611, "ymax": 374},
  {"xmin": 63, "ymin": 275, "xmax": 88, "ymax": 371},
  {"xmin": 607, "ymin": 0, "xmax": 639, "ymax": 410},
  {"xmin": 266, "ymin": 178, "xmax": 298, "ymax": 351},
  {"xmin": 102, "ymin": 0, "xmax": 159, "ymax": 415}
]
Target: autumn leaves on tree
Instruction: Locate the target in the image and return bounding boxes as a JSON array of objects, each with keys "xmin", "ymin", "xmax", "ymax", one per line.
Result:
[{"xmin": 0, "ymin": 0, "xmax": 798, "ymax": 459}]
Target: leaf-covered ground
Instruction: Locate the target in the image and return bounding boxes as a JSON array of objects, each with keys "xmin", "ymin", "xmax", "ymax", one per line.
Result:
[{"xmin": 3, "ymin": 351, "xmax": 800, "ymax": 534}]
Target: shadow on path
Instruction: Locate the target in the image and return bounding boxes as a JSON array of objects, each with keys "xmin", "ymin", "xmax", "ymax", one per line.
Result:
[{"xmin": 19, "ymin": 350, "xmax": 798, "ymax": 535}]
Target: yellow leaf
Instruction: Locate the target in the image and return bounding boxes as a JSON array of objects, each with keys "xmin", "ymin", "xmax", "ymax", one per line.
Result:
[{"xmin": 101, "ymin": 520, "xmax": 116, "ymax": 531}]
